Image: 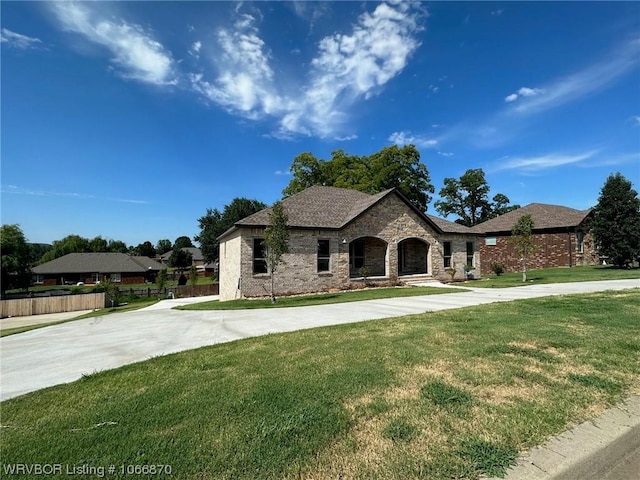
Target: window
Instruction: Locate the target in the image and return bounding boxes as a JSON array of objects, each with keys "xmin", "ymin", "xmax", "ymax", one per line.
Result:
[
  {"xmin": 350, "ymin": 241, "xmax": 365, "ymax": 269},
  {"xmin": 110, "ymin": 273, "xmax": 122, "ymax": 283},
  {"xmin": 443, "ymin": 241, "xmax": 452, "ymax": 268},
  {"xmin": 253, "ymin": 238, "xmax": 267, "ymax": 274},
  {"xmin": 577, "ymin": 232, "xmax": 584, "ymax": 254},
  {"xmin": 33, "ymin": 274, "xmax": 44, "ymax": 285},
  {"xmin": 317, "ymin": 239, "xmax": 330, "ymax": 272},
  {"xmin": 92, "ymin": 273, "xmax": 102, "ymax": 284},
  {"xmin": 485, "ymin": 237, "xmax": 497, "ymax": 246},
  {"xmin": 466, "ymin": 241, "xmax": 474, "ymax": 267}
]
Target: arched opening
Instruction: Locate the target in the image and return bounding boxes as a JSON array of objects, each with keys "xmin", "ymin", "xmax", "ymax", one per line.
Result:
[
  {"xmin": 397, "ymin": 238, "xmax": 430, "ymax": 276},
  {"xmin": 349, "ymin": 237, "xmax": 388, "ymax": 278}
]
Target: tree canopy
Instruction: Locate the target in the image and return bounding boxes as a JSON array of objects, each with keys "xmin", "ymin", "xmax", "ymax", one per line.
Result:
[
  {"xmin": 195, "ymin": 197, "xmax": 267, "ymax": 263},
  {"xmin": 510, "ymin": 214, "xmax": 539, "ymax": 282},
  {"xmin": 173, "ymin": 236, "xmax": 194, "ymax": 250},
  {"xmin": 133, "ymin": 241, "xmax": 156, "ymax": 258},
  {"xmin": 263, "ymin": 202, "xmax": 290, "ymax": 303},
  {"xmin": 592, "ymin": 173, "xmax": 640, "ymax": 267},
  {"xmin": 1, "ymin": 224, "xmax": 31, "ymax": 294},
  {"xmin": 434, "ymin": 168, "xmax": 519, "ymax": 226},
  {"xmin": 282, "ymin": 145, "xmax": 434, "ymax": 212},
  {"xmin": 156, "ymin": 239, "xmax": 172, "ymax": 255},
  {"xmin": 168, "ymin": 248, "xmax": 193, "ymax": 271},
  {"xmin": 38, "ymin": 235, "xmax": 131, "ymax": 263}
]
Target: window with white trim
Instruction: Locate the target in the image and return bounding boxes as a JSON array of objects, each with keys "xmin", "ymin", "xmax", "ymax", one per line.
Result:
[{"xmin": 110, "ymin": 273, "xmax": 122, "ymax": 283}]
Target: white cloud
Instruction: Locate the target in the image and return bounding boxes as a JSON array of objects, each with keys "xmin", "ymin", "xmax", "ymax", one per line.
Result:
[
  {"xmin": 274, "ymin": 170, "xmax": 291, "ymax": 176},
  {"xmin": 50, "ymin": 2, "xmax": 176, "ymax": 85},
  {"xmin": 388, "ymin": 130, "xmax": 437, "ymax": 148},
  {"xmin": 504, "ymin": 86, "xmax": 543, "ymax": 102},
  {"xmin": 493, "ymin": 150, "xmax": 600, "ymax": 172},
  {"xmin": 1, "ymin": 28, "xmax": 43, "ymax": 49},
  {"xmin": 1, "ymin": 185, "xmax": 149, "ymax": 204},
  {"xmin": 191, "ymin": 1, "xmax": 424, "ymax": 138},
  {"xmin": 509, "ymin": 38, "xmax": 640, "ymax": 115},
  {"xmin": 631, "ymin": 115, "xmax": 640, "ymax": 126},
  {"xmin": 189, "ymin": 41, "xmax": 201, "ymax": 58},
  {"xmin": 437, "ymin": 151, "xmax": 454, "ymax": 157},
  {"xmin": 491, "ymin": 9, "xmax": 504, "ymax": 16}
]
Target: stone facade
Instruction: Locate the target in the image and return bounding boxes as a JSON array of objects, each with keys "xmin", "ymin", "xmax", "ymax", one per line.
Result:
[
  {"xmin": 219, "ymin": 193, "xmax": 481, "ymax": 300},
  {"xmin": 479, "ymin": 225, "xmax": 598, "ymax": 275}
]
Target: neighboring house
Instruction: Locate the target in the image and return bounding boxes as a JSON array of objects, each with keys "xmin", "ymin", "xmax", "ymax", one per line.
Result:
[
  {"xmin": 31, "ymin": 253, "xmax": 167, "ymax": 286},
  {"xmin": 470, "ymin": 203, "xmax": 598, "ymax": 275},
  {"xmin": 159, "ymin": 247, "xmax": 204, "ymax": 266},
  {"xmin": 218, "ymin": 186, "xmax": 481, "ymax": 301}
]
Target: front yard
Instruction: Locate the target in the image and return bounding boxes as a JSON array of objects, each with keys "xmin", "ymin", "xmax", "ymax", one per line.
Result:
[{"xmin": 2, "ymin": 289, "xmax": 638, "ymax": 479}]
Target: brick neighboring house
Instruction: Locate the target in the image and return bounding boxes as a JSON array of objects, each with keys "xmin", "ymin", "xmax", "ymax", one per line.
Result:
[
  {"xmin": 470, "ymin": 203, "xmax": 598, "ymax": 275},
  {"xmin": 217, "ymin": 186, "xmax": 481, "ymax": 301},
  {"xmin": 31, "ymin": 253, "xmax": 167, "ymax": 286},
  {"xmin": 159, "ymin": 247, "xmax": 216, "ymax": 276}
]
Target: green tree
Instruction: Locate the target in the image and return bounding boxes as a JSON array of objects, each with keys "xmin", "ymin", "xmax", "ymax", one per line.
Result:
[
  {"xmin": 101, "ymin": 277, "xmax": 120, "ymax": 309},
  {"xmin": 174, "ymin": 236, "xmax": 194, "ymax": 250},
  {"xmin": 435, "ymin": 169, "xmax": 519, "ymax": 226},
  {"xmin": 89, "ymin": 236, "xmax": 109, "ymax": 252},
  {"xmin": 195, "ymin": 198, "xmax": 267, "ymax": 264},
  {"xmin": 1, "ymin": 224, "xmax": 31, "ymax": 295},
  {"xmin": 263, "ymin": 202, "xmax": 289, "ymax": 303},
  {"xmin": 40, "ymin": 234, "xmax": 91, "ymax": 262},
  {"xmin": 134, "ymin": 241, "xmax": 156, "ymax": 258},
  {"xmin": 156, "ymin": 239, "xmax": 172, "ymax": 255},
  {"xmin": 168, "ymin": 248, "xmax": 193, "ymax": 271},
  {"xmin": 27, "ymin": 243, "xmax": 51, "ymax": 265},
  {"xmin": 107, "ymin": 240, "xmax": 129, "ymax": 253},
  {"xmin": 282, "ymin": 145, "xmax": 434, "ymax": 212},
  {"xmin": 510, "ymin": 214, "xmax": 539, "ymax": 282},
  {"xmin": 592, "ymin": 173, "xmax": 640, "ymax": 267},
  {"xmin": 156, "ymin": 269, "xmax": 167, "ymax": 296},
  {"xmin": 189, "ymin": 264, "xmax": 198, "ymax": 287}
]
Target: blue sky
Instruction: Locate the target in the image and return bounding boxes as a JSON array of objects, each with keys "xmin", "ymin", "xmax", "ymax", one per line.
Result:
[{"xmin": 2, "ymin": 1, "xmax": 639, "ymax": 247}]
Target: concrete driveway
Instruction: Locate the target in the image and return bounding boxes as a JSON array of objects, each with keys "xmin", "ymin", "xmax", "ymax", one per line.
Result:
[{"xmin": 1, "ymin": 279, "xmax": 638, "ymax": 401}]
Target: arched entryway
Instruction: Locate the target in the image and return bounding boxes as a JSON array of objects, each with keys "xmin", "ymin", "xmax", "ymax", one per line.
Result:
[
  {"xmin": 349, "ymin": 237, "xmax": 388, "ymax": 277},
  {"xmin": 397, "ymin": 238, "xmax": 430, "ymax": 276}
]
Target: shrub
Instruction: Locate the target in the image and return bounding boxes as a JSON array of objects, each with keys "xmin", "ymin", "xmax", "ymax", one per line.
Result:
[{"xmin": 490, "ymin": 262, "xmax": 505, "ymax": 276}]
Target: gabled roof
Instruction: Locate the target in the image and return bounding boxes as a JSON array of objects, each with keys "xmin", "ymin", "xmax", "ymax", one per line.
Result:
[
  {"xmin": 32, "ymin": 253, "xmax": 167, "ymax": 274},
  {"xmin": 470, "ymin": 203, "xmax": 592, "ymax": 234},
  {"xmin": 222, "ymin": 186, "xmax": 445, "ymax": 237},
  {"xmin": 425, "ymin": 214, "xmax": 475, "ymax": 234},
  {"xmin": 160, "ymin": 247, "xmax": 203, "ymax": 261}
]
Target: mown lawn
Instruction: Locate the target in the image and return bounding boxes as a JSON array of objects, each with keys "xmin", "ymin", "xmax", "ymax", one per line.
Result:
[
  {"xmin": 1, "ymin": 290, "xmax": 639, "ymax": 479},
  {"xmin": 178, "ymin": 285, "xmax": 464, "ymax": 310},
  {"xmin": 469, "ymin": 265, "xmax": 640, "ymax": 288}
]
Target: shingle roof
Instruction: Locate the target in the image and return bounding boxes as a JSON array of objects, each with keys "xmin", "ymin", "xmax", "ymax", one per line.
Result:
[
  {"xmin": 470, "ymin": 203, "xmax": 592, "ymax": 234},
  {"xmin": 234, "ymin": 186, "xmax": 389, "ymax": 229},
  {"xmin": 160, "ymin": 247, "xmax": 203, "ymax": 261},
  {"xmin": 225, "ymin": 186, "xmax": 445, "ymax": 236},
  {"xmin": 425, "ymin": 214, "xmax": 475, "ymax": 234},
  {"xmin": 32, "ymin": 253, "xmax": 167, "ymax": 274}
]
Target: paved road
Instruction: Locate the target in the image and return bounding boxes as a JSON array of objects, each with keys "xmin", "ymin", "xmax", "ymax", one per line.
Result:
[{"xmin": 1, "ymin": 279, "xmax": 638, "ymax": 401}]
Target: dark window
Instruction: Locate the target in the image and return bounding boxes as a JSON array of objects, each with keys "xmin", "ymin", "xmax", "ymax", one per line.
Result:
[
  {"xmin": 350, "ymin": 240, "xmax": 365, "ymax": 269},
  {"xmin": 443, "ymin": 241, "xmax": 452, "ymax": 268},
  {"xmin": 253, "ymin": 238, "xmax": 267, "ymax": 274},
  {"xmin": 577, "ymin": 232, "xmax": 584, "ymax": 254},
  {"xmin": 466, "ymin": 241, "xmax": 474, "ymax": 267},
  {"xmin": 317, "ymin": 239, "xmax": 330, "ymax": 272}
]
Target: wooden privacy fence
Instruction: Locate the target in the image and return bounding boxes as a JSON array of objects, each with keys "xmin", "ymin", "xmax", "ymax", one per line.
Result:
[
  {"xmin": 121, "ymin": 284, "xmax": 219, "ymax": 298},
  {"xmin": 0, "ymin": 293, "xmax": 106, "ymax": 318}
]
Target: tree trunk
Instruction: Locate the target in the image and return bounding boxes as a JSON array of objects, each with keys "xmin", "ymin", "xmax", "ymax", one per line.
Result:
[
  {"xmin": 522, "ymin": 257, "xmax": 527, "ymax": 282},
  {"xmin": 270, "ymin": 271, "xmax": 276, "ymax": 303}
]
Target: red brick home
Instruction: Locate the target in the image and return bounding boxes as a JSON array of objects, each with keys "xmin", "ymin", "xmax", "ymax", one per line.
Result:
[
  {"xmin": 31, "ymin": 253, "xmax": 167, "ymax": 286},
  {"xmin": 218, "ymin": 186, "xmax": 481, "ymax": 301},
  {"xmin": 471, "ymin": 203, "xmax": 598, "ymax": 275}
]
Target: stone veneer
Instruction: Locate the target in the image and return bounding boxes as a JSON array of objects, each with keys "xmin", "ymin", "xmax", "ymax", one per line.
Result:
[{"xmin": 219, "ymin": 193, "xmax": 481, "ymax": 300}]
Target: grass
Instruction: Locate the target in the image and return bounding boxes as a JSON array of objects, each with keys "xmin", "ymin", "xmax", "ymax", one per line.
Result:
[
  {"xmin": 469, "ymin": 265, "xmax": 640, "ymax": 288},
  {"xmin": 2, "ymin": 289, "xmax": 638, "ymax": 479},
  {"xmin": 177, "ymin": 285, "xmax": 465, "ymax": 310}
]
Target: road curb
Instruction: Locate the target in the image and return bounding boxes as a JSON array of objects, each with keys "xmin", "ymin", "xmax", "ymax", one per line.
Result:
[{"xmin": 485, "ymin": 395, "xmax": 640, "ymax": 480}]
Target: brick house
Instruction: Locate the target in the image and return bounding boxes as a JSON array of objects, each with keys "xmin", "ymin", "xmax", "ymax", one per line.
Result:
[
  {"xmin": 31, "ymin": 253, "xmax": 167, "ymax": 286},
  {"xmin": 217, "ymin": 186, "xmax": 481, "ymax": 301},
  {"xmin": 470, "ymin": 203, "xmax": 598, "ymax": 275}
]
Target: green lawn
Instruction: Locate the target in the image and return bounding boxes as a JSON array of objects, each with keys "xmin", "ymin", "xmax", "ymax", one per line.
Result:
[
  {"xmin": 469, "ymin": 265, "xmax": 640, "ymax": 288},
  {"xmin": 2, "ymin": 290, "xmax": 638, "ymax": 479},
  {"xmin": 177, "ymin": 285, "xmax": 465, "ymax": 310}
]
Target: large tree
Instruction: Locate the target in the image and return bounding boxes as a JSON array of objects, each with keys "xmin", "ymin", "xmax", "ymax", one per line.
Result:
[
  {"xmin": 168, "ymin": 248, "xmax": 193, "ymax": 271},
  {"xmin": 173, "ymin": 236, "xmax": 194, "ymax": 250},
  {"xmin": 592, "ymin": 173, "xmax": 640, "ymax": 267},
  {"xmin": 156, "ymin": 239, "xmax": 172, "ymax": 255},
  {"xmin": 195, "ymin": 198, "xmax": 267, "ymax": 264},
  {"xmin": 282, "ymin": 145, "xmax": 434, "ymax": 212},
  {"xmin": 133, "ymin": 241, "xmax": 156, "ymax": 258},
  {"xmin": 40, "ymin": 234, "xmax": 91, "ymax": 263},
  {"xmin": 263, "ymin": 202, "xmax": 289, "ymax": 303},
  {"xmin": 434, "ymin": 168, "xmax": 519, "ymax": 226},
  {"xmin": 1, "ymin": 224, "xmax": 31, "ymax": 295}
]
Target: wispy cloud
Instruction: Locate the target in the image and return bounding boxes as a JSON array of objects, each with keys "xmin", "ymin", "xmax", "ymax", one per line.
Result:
[
  {"xmin": 492, "ymin": 150, "xmax": 600, "ymax": 172},
  {"xmin": 491, "ymin": 9, "xmax": 504, "ymax": 16},
  {"xmin": 274, "ymin": 170, "xmax": 291, "ymax": 176},
  {"xmin": 508, "ymin": 38, "xmax": 640, "ymax": 116},
  {"xmin": 1, "ymin": 185, "xmax": 149, "ymax": 204},
  {"xmin": 388, "ymin": 130, "xmax": 437, "ymax": 148},
  {"xmin": 50, "ymin": 2, "xmax": 176, "ymax": 85},
  {"xmin": 1, "ymin": 28, "xmax": 43, "ymax": 49},
  {"xmin": 631, "ymin": 115, "xmax": 640, "ymax": 126},
  {"xmin": 504, "ymin": 87, "xmax": 543, "ymax": 102}
]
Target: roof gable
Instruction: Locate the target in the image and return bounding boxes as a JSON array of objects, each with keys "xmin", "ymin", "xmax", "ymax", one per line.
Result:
[
  {"xmin": 229, "ymin": 186, "xmax": 445, "ymax": 234},
  {"xmin": 470, "ymin": 203, "xmax": 592, "ymax": 234}
]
